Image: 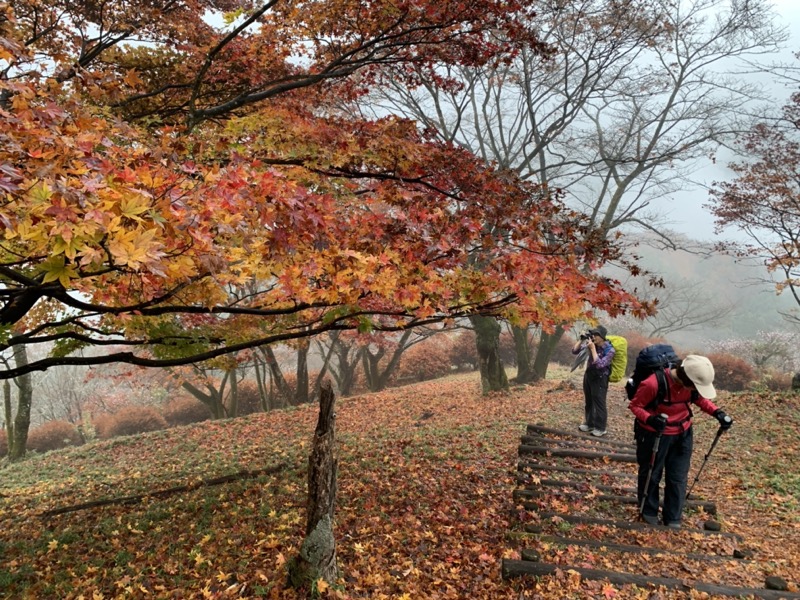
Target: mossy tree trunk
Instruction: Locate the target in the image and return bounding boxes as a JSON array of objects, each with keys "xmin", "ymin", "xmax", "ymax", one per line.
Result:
[
  {"xmin": 288, "ymin": 381, "xmax": 340, "ymax": 591},
  {"xmin": 470, "ymin": 316, "xmax": 508, "ymax": 394},
  {"xmin": 8, "ymin": 343, "xmax": 33, "ymax": 461}
]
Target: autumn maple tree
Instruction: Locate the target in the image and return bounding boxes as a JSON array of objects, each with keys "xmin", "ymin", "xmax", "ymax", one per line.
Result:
[
  {"xmin": 0, "ymin": 0, "xmax": 649, "ymax": 381},
  {"xmin": 0, "ymin": 2, "xmax": 664, "ymax": 590}
]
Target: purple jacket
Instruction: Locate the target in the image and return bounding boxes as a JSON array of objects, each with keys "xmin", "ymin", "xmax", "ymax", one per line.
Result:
[{"xmin": 573, "ymin": 340, "xmax": 615, "ymax": 377}]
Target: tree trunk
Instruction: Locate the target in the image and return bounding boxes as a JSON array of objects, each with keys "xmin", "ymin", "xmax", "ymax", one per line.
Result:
[
  {"xmin": 8, "ymin": 344, "xmax": 33, "ymax": 461},
  {"xmin": 262, "ymin": 346, "xmax": 292, "ymax": 407},
  {"xmin": 361, "ymin": 346, "xmax": 385, "ymax": 392},
  {"xmin": 182, "ymin": 381, "xmax": 226, "ymax": 419},
  {"xmin": 330, "ymin": 335, "xmax": 361, "ymax": 397},
  {"xmin": 227, "ymin": 370, "xmax": 239, "ymax": 418},
  {"xmin": 295, "ymin": 342, "xmax": 309, "ymax": 404},
  {"xmin": 512, "ymin": 325, "xmax": 535, "ymax": 383},
  {"xmin": 531, "ymin": 326, "xmax": 565, "ymax": 381},
  {"xmin": 470, "ymin": 316, "xmax": 508, "ymax": 394},
  {"xmin": 253, "ymin": 360, "xmax": 270, "ymax": 412},
  {"xmin": 288, "ymin": 381, "xmax": 340, "ymax": 590},
  {"xmin": 4, "ymin": 379, "xmax": 12, "ymax": 448}
]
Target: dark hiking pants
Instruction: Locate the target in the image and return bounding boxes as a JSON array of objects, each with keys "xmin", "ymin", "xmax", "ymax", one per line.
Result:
[
  {"xmin": 635, "ymin": 423, "xmax": 693, "ymax": 525},
  {"xmin": 583, "ymin": 369, "xmax": 609, "ymax": 431}
]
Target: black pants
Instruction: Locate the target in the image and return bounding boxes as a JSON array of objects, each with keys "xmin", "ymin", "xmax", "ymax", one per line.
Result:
[
  {"xmin": 582, "ymin": 369, "xmax": 608, "ymax": 431},
  {"xmin": 635, "ymin": 422, "xmax": 694, "ymax": 525}
]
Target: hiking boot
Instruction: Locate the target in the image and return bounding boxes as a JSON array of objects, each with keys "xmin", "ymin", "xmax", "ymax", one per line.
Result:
[
  {"xmin": 665, "ymin": 522, "xmax": 681, "ymax": 530},
  {"xmin": 578, "ymin": 424, "xmax": 591, "ymax": 432},
  {"xmin": 591, "ymin": 429, "xmax": 607, "ymax": 437},
  {"xmin": 641, "ymin": 514, "xmax": 659, "ymax": 526}
]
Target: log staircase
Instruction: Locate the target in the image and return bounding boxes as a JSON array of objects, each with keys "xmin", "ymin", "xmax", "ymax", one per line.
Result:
[{"xmin": 502, "ymin": 423, "xmax": 800, "ymax": 598}]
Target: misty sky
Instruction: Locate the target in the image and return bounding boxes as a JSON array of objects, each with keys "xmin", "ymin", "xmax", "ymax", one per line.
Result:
[{"xmin": 670, "ymin": 0, "xmax": 800, "ymax": 243}]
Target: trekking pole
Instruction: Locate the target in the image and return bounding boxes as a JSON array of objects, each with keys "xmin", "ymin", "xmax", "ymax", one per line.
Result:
[
  {"xmin": 686, "ymin": 416, "xmax": 731, "ymax": 500},
  {"xmin": 639, "ymin": 413, "xmax": 668, "ymax": 520}
]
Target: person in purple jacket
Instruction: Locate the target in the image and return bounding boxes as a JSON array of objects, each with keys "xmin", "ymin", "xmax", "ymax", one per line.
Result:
[
  {"xmin": 572, "ymin": 325, "xmax": 615, "ymax": 437},
  {"xmin": 629, "ymin": 354, "xmax": 733, "ymax": 528}
]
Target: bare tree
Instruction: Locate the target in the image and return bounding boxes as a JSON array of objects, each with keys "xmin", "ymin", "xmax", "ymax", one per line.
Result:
[
  {"xmin": 709, "ymin": 82, "xmax": 800, "ymax": 325},
  {"xmin": 364, "ymin": 0, "xmax": 787, "ymax": 382}
]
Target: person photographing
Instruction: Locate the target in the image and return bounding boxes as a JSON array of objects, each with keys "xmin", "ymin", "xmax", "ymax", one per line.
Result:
[
  {"xmin": 572, "ymin": 325, "xmax": 615, "ymax": 437},
  {"xmin": 628, "ymin": 354, "xmax": 733, "ymax": 528}
]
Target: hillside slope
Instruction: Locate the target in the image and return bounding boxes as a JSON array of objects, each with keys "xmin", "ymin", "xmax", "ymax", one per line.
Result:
[{"xmin": 0, "ymin": 370, "xmax": 798, "ymax": 599}]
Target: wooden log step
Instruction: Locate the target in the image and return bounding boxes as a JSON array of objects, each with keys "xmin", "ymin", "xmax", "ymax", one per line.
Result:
[
  {"xmin": 517, "ymin": 475, "xmax": 637, "ymax": 495},
  {"xmin": 518, "ymin": 461, "xmax": 636, "ymax": 479},
  {"xmin": 500, "ymin": 560, "xmax": 800, "ymax": 599},
  {"xmin": 520, "ymin": 434, "xmax": 637, "ymax": 453},
  {"xmin": 524, "ymin": 534, "xmax": 751, "ymax": 562},
  {"xmin": 518, "ymin": 445, "xmax": 637, "ymax": 462},
  {"xmin": 527, "ymin": 513, "xmax": 741, "ymax": 539},
  {"xmin": 514, "ymin": 488, "xmax": 717, "ymax": 514},
  {"xmin": 526, "ymin": 424, "xmax": 635, "ymax": 449}
]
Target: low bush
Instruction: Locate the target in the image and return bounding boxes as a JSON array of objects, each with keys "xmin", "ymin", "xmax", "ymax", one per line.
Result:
[
  {"xmin": 706, "ymin": 352, "xmax": 754, "ymax": 393},
  {"xmin": 236, "ymin": 380, "xmax": 264, "ymax": 415},
  {"xmin": 162, "ymin": 396, "xmax": 213, "ymax": 427},
  {"xmin": 26, "ymin": 420, "xmax": 83, "ymax": 454},
  {"xmin": 551, "ymin": 335, "xmax": 578, "ymax": 367},
  {"xmin": 94, "ymin": 406, "xmax": 168, "ymax": 439},
  {"xmin": 396, "ymin": 337, "xmax": 453, "ymax": 382},
  {"xmin": 759, "ymin": 369, "xmax": 793, "ymax": 392},
  {"xmin": 499, "ymin": 331, "xmax": 517, "ymax": 367},
  {"xmin": 449, "ymin": 332, "xmax": 478, "ymax": 371}
]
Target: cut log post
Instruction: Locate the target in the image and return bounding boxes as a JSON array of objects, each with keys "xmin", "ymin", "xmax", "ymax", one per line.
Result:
[
  {"xmin": 514, "ymin": 488, "xmax": 717, "ymax": 514},
  {"xmin": 518, "ymin": 445, "xmax": 636, "ymax": 462},
  {"xmin": 500, "ymin": 560, "xmax": 800, "ymax": 599},
  {"xmin": 288, "ymin": 382, "xmax": 340, "ymax": 589}
]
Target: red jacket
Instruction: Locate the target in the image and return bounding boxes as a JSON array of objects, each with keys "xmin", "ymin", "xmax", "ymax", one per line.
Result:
[{"xmin": 629, "ymin": 369, "xmax": 720, "ymax": 435}]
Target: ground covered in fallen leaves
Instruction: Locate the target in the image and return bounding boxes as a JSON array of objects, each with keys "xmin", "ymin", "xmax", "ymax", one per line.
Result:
[{"xmin": 1, "ymin": 368, "xmax": 798, "ymax": 599}]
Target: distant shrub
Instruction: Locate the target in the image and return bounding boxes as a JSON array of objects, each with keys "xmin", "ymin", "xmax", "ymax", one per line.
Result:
[
  {"xmin": 236, "ymin": 380, "xmax": 264, "ymax": 415},
  {"xmin": 95, "ymin": 406, "xmax": 168, "ymax": 439},
  {"xmin": 449, "ymin": 332, "xmax": 478, "ymax": 371},
  {"xmin": 706, "ymin": 352, "xmax": 754, "ymax": 393},
  {"xmin": 396, "ymin": 337, "xmax": 452, "ymax": 382},
  {"xmin": 162, "ymin": 396, "xmax": 212, "ymax": 427},
  {"xmin": 27, "ymin": 420, "xmax": 84, "ymax": 454},
  {"xmin": 499, "ymin": 331, "xmax": 517, "ymax": 367},
  {"xmin": 759, "ymin": 369, "xmax": 793, "ymax": 392},
  {"xmin": 551, "ymin": 334, "xmax": 578, "ymax": 367}
]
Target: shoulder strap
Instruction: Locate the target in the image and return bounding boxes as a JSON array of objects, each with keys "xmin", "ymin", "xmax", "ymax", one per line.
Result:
[
  {"xmin": 646, "ymin": 368, "xmax": 670, "ymax": 411},
  {"xmin": 648, "ymin": 368, "xmax": 697, "ymax": 421}
]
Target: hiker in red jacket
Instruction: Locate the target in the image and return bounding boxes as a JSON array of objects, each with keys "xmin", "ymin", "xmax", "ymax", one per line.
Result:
[{"xmin": 629, "ymin": 355, "xmax": 733, "ymax": 528}]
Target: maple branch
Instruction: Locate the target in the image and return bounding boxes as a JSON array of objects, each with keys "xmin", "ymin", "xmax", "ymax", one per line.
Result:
[
  {"xmin": 0, "ymin": 296, "xmax": 518, "ymax": 379},
  {"xmin": 187, "ymin": 0, "xmax": 281, "ymax": 127}
]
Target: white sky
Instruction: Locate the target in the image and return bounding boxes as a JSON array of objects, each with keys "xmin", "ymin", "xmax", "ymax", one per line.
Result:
[{"xmin": 669, "ymin": 0, "xmax": 800, "ymax": 242}]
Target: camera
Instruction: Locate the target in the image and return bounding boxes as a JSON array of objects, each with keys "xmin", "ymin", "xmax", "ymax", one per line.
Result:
[{"xmin": 580, "ymin": 331, "xmax": 591, "ymax": 341}]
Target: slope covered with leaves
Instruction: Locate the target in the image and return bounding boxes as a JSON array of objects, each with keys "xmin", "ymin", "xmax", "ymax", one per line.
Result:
[{"xmin": 0, "ymin": 369, "xmax": 798, "ymax": 599}]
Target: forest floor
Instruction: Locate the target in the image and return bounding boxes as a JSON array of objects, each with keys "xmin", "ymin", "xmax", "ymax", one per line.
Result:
[{"xmin": 0, "ymin": 367, "xmax": 799, "ymax": 599}]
